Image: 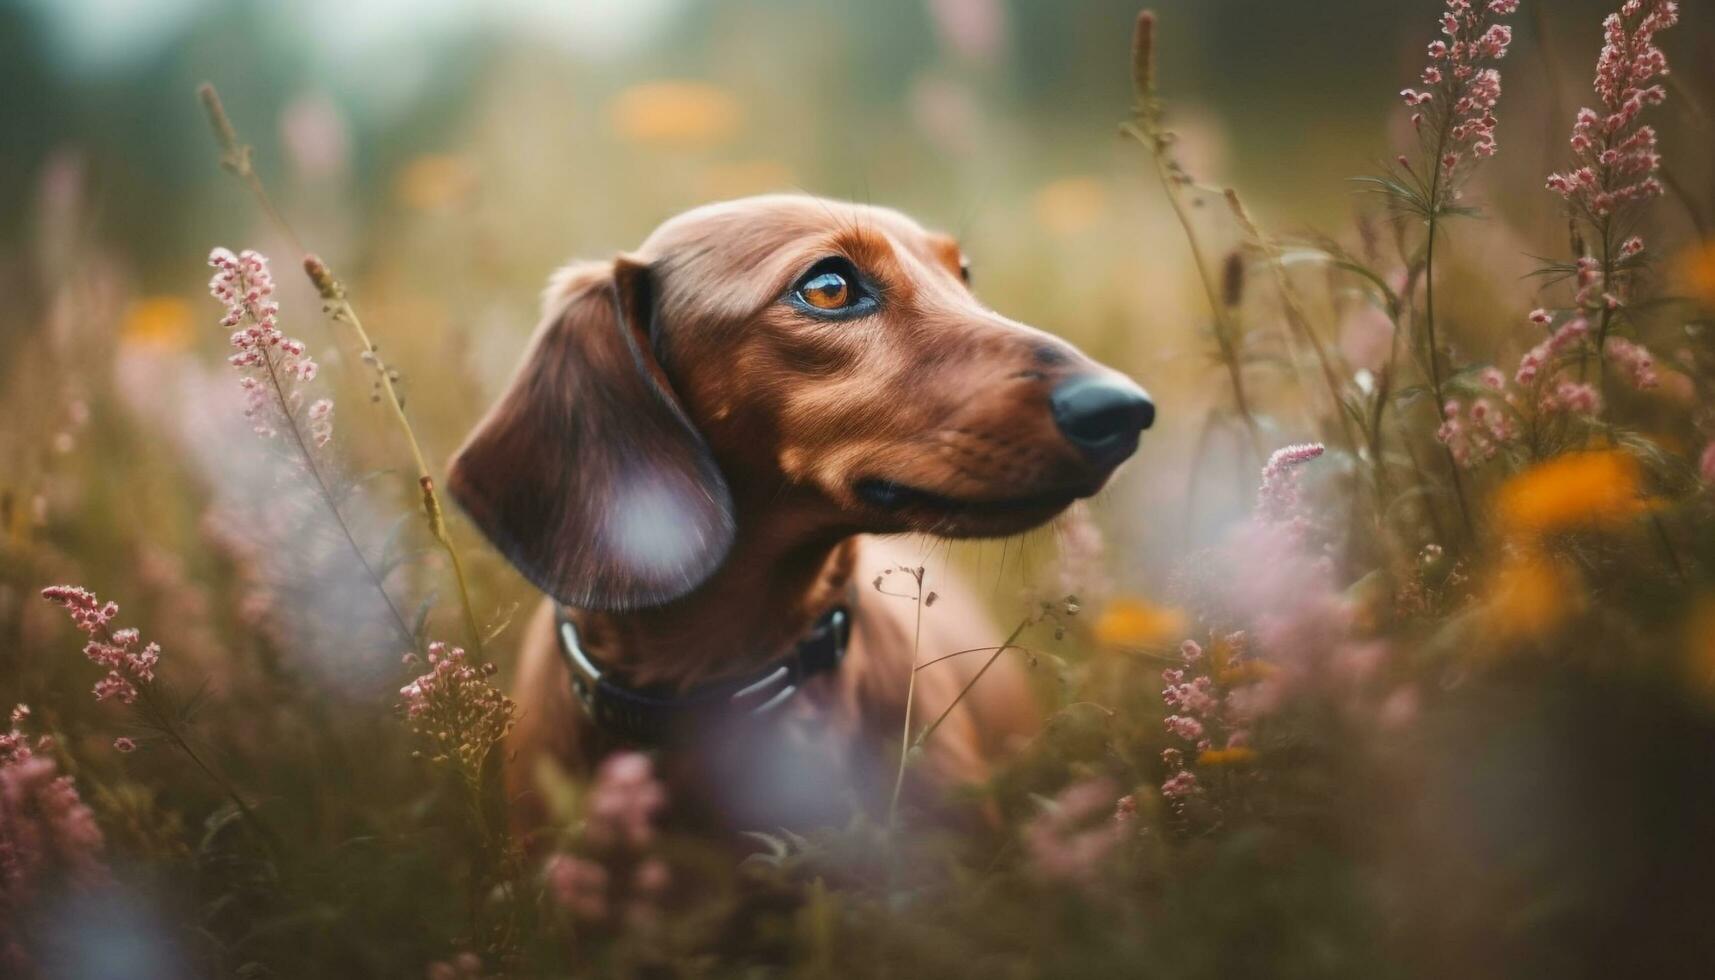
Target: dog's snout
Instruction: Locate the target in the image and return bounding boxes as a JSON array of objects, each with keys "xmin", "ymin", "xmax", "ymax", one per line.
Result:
[{"xmin": 1050, "ymin": 376, "xmax": 1154, "ymax": 460}]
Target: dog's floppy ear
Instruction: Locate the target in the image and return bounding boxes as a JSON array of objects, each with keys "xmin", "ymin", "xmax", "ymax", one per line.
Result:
[{"xmin": 447, "ymin": 256, "xmax": 735, "ymax": 611}]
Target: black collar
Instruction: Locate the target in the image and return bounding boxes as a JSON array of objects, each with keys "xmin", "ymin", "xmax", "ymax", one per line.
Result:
[{"xmin": 554, "ymin": 604, "xmax": 851, "ymax": 744}]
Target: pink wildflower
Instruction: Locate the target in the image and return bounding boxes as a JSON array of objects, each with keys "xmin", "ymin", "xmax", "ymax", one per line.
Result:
[
  {"xmin": 585, "ymin": 751, "xmax": 668, "ymax": 851},
  {"xmin": 426, "ymin": 952, "xmax": 485, "ymax": 980},
  {"xmin": 1547, "ymin": 1, "xmax": 1677, "ymax": 224},
  {"xmin": 1164, "ymin": 714, "xmax": 1205, "ymax": 742},
  {"xmin": 131, "ymin": 643, "xmax": 160, "ymax": 682},
  {"xmin": 1256, "ymin": 443, "xmax": 1326, "ymax": 524},
  {"xmin": 544, "ymin": 848, "xmax": 672, "ymax": 928},
  {"xmin": 1437, "ymin": 397, "xmax": 1518, "ymax": 469},
  {"xmin": 543, "ymin": 753, "xmax": 671, "ymax": 927},
  {"xmin": 1113, "ymin": 794, "xmax": 1138, "ymax": 823},
  {"xmin": 39, "ymin": 586, "xmax": 116, "ymax": 634},
  {"xmin": 92, "ymin": 672, "xmax": 137, "ymax": 705},
  {"xmin": 112, "ymin": 737, "xmax": 136, "ymax": 753},
  {"xmin": 398, "ymin": 642, "xmax": 517, "ymax": 778},
  {"xmin": 1161, "ymin": 770, "xmax": 1200, "ymax": 800},
  {"xmin": 544, "ymin": 854, "xmax": 611, "ymax": 921},
  {"xmin": 1, "ymin": 711, "xmax": 108, "ymax": 970},
  {"xmin": 1402, "ymin": 0, "xmax": 1517, "ymax": 178},
  {"xmin": 1699, "ymin": 443, "xmax": 1715, "ymax": 485},
  {"xmin": 1024, "ymin": 778, "xmax": 1123, "ymax": 883},
  {"xmin": 308, "ymin": 399, "xmax": 335, "ymax": 448},
  {"xmin": 1516, "ymin": 316, "xmax": 1592, "ymax": 385},
  {"xmin": 1603, "ymin": 336, "xmax": 1659, "ymax": 389},
  {"xmin": 40, "ymin": 587, "xmax": 162, "ymax": 709},
  {"xmin": 1542, "ymin": 379, "xmax": 1603, "ymax": 416},
  {"xmin": 0, "ymin": 711, "xmax": 35, "ymax": 768},
  {"xmin": 206, "ymin": 248, "xmax": 332, "ymax": 442}
]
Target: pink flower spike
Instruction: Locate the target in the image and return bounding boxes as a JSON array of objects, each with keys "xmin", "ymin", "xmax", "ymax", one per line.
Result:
[
  {"xmin": 1547, "ymin": 1, "xmax": 1678, "ymax": 238},
  {"xmin": 1604, "ymin": 336, "xmax": 1659, "ymax": 389},
  {"xmin": 1161, "ymin": 770, "xmax": 1200, "ymax": 800},
  {"xmin": 205, "ymin": 246, "xmax": 333, "ymax": 447},
  {"xmin": 1403, "ymin": 0, "xmax": 1517, "ymax": 191},
  {"xmin": 1257, "ymin": 443, "xmax": 1327, "ymax": 524}
]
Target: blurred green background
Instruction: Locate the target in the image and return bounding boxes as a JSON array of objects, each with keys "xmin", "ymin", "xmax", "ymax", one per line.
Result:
[{"xmin": 11, "ymin": 0, "xmax": 1711, "ymax": 277}]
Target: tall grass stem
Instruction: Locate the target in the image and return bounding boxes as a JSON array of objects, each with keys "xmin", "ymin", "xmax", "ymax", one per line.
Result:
[{"xmin": 199, "ymin": 82, "xmax": 485, "ymax": 655}]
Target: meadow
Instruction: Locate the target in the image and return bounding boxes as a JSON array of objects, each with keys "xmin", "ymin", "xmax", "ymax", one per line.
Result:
[{"xmin": 4, "ymin": 0, "xmax": 1715, "ymax": 976}]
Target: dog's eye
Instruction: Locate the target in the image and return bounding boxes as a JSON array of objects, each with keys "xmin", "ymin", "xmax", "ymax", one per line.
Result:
[
  {"xmin": 799, "ymin": 272, "xmax": 851, "ymax": 310},
  {"xmin": 959, "ymin": 256, "xmax": 972, "ymax": 284},
  {"xmin": 788, "ymin": 258, "xmax": 875, "ymax": 318}
]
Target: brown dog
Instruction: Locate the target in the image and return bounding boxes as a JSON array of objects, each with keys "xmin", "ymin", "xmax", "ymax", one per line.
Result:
[{"xmin": 447, "ymin": 195, "xmax": 1152, "ymax": 841}]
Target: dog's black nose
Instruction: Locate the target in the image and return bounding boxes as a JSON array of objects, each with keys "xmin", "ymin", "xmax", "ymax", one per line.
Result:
[{"xmin": 1050, "ymin": 376, "xmax": 1154, "ymax": 460}]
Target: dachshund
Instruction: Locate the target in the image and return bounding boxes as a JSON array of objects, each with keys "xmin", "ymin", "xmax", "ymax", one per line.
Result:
[{"xmin": 446, "ymin": 195, "xmax": 1153, "ymax": 843}]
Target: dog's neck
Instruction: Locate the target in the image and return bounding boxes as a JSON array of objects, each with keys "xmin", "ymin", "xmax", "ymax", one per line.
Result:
[{"xmin": 565, "ymin": 500, "xmax": 857, "ymax": 689}]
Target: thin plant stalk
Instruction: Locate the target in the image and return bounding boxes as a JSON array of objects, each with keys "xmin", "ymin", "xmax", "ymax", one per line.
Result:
[
  {"xmin": 199, "ymin": 82, "xmax": 485, "ymax": 655},
  {"xmin": 306, "ymin": 259, "xmax": 486, "ymax": 657},
  {"xmin": 1123, "ymin": 11, "xmax": 1262, "ymax": 459},
  {"xmin": 1151, "ymin": 160, "xmax": 1262, "ymax": 459},
  {"xmin": 82, "ymin": 614, "xmax": 282, "ymax": 855},
  {"xmin": 913, "ymin": 641, "xmax": 1041, "ymax": 673},
  {"xmin": 1363, "ymin": 0, "xmax": 1519, "ymax": 542},
  {"xmin": 910, "ymin": 617, "xmax": 1030, "ymax": 753},
  {"xmin": 1421, "ymin": 207, "xmax": 1478, "ymax": 539},
  {"xmin": 1224, "ymin": 190, "xmax": 1361, "ymax": 457},
  {"xmin": 886, "ymin": 566, "xmax": 928, "ymax": 830},
  {"xmin": 258, "ymin": 342, "xmax": 418, "ymax": 650},
  {"xmin": 146, "ymin": 692, "xmax": 282, "ymax": 858}
]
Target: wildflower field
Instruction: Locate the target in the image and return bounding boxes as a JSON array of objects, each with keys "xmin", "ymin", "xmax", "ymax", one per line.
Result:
[{"xmin": 5, "ymin": 0, "xmax": 1715, "ymax": 976}]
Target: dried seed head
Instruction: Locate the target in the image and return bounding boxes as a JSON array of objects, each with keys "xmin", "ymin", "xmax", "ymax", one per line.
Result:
[
  {"xmin": 197, "ymin": 82, "xmax": 249, "ymax": 174},
  {"xmin": 1132, "ymin": 11, "xmax": 1158, "ymax": 102},
  {"xmin": 1221, "ymin": 251, "xmax": 1246, "ymax": 309},
  {"xmin": 303, "ymin": 253, "xmax": 343, "ymax": 301}
]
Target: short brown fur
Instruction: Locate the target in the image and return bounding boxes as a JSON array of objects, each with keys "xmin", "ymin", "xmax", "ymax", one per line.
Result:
[{"xmin": 447, "ymin": 195, "xmax": 1146, "ymax": 841}]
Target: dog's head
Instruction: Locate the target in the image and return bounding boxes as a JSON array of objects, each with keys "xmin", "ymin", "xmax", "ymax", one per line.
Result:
[{"xmin": 449, "ymin": 195, "xmax": 1153, "ymax": 611}]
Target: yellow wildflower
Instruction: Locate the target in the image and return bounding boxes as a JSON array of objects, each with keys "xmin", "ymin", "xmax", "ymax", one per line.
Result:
[
  {"xmin": 120, "ymin": 296, "xmax": 193, "ymax": 350},
  {"xmin": 1684, "ymin": 594, "xmax": 1715, "ymax": 700},
  {"xmin": 1196, "ymin": 747, "xmax": 1258, "ymax": 767},
  {"xmin": 1486, "ymin": 550, "xmax": 1575, "ymax": 641},
  {"xmin": 1032, "ymin": 176, "xmax": 1107, "ymax": 236},
  {"xmin": 1676, "ymin": 241, "xmax": 1715, "ymax": 310},
  {"xmin": 1493, "ymin": 451, "xmax": 1646, "ymax": 539},
  {"xmin": 395, "ymin": 154, "xmax": 476, "ymax": 211},
  {"xmin": 609, "ymin": 81, "xmax": 742, "ymax": 148},
  {"xmin": 1092, "ymin": 597, "xmax": 1185, "ymax": 649}
]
